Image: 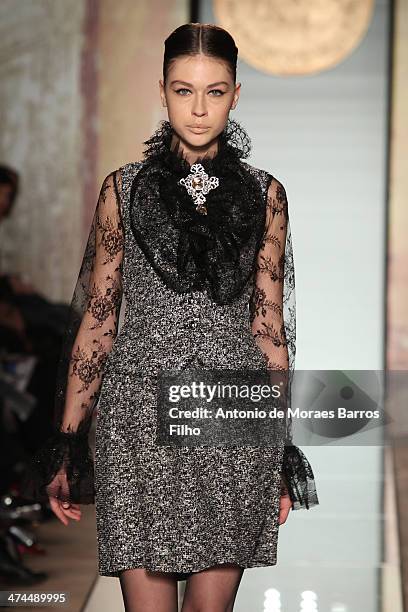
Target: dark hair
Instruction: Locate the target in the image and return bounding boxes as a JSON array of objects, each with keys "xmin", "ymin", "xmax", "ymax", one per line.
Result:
[
  {"xmin": 0, "ymin": 164, "xmax": 19, "ymax": 217},
  {"xmin": 163, "ymin": 23, "xmax": 238, "ymax": 86}
]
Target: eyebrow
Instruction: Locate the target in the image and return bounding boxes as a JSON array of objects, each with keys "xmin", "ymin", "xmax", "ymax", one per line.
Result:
[{"xmin": 170, "ymin": 80, "xmax": 229, "ymax": 88}]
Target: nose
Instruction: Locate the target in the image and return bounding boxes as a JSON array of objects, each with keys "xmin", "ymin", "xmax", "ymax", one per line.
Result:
[{"xmin": 191, "ymin": 93, "xmax": 208, "ymax": 117}]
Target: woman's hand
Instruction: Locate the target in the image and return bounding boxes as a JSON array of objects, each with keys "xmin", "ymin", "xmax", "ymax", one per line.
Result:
[
  {"xmin": 49, "ymin": 497, "xmax": 82, "ymax": 526},
  {"xmin": 47, "ymin": 472, "xmax": 82, "ymax": 526},
  {"xmin": 278, "ymin": 492, "xmax": 292, "ymax": 525}
]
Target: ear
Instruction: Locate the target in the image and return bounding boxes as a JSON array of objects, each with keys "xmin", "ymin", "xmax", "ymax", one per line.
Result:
[
  {"xmin": 159, "ymin": 79, "xmax": 167, "ymax": 107},
  {"xmin": 231, "ymin": 82, "xmax": 241, "ymax": 110}
]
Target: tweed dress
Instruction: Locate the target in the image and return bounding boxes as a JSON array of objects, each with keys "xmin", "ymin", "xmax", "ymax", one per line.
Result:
[
  {"xmin": 21, "ymin": 119, "xmax": 319, "ymax": 582},
  {"xmin": 94, "ymin": 159, "xmax": 288, "ymax": 579}
]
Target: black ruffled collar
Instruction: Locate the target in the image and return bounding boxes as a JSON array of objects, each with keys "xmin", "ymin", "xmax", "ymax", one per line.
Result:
[
  {"xmin": 142, "ymin": 118, "xmax": 252, "ymax": 177},
  {"xmin": 129, "ymin": 118, "xmax": 267, "ymax": 304}
]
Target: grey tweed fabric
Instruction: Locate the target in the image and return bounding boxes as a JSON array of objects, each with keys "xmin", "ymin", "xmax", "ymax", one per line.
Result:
[{"xmin": 94, "ymin": 161, "xmax": 285, "ymax": 579}]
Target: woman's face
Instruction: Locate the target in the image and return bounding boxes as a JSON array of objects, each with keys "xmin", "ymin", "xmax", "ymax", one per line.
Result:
[{"xmin": 159, "ymin": 54, "xmax": 240, "ymax": 159}]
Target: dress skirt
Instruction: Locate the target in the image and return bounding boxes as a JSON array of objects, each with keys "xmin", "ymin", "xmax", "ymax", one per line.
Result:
[{"xmin": 95, "ymin": 370, "xmax": 285, "ymax": 579}]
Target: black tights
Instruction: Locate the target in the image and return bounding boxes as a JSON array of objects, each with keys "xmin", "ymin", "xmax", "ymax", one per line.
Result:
[{"xmin": 119, "ymin": 563, "xmax": 245, "ymax": 612}]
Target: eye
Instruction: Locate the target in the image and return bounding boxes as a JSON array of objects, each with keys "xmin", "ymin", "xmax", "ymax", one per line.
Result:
[{"xmin": 174, "ymin": 88, "xmax": 225, "ymax": 97}]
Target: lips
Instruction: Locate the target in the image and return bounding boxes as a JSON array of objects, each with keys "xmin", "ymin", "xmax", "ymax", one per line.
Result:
[{"xmin": 188, "ymin": 126, "xmax": 210, "ymax": 135}]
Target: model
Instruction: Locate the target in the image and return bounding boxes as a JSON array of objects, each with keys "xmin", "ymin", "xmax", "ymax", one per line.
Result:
[{"xmin": 22, "ymin": 22, "xmax": 319, "ymax": 612}]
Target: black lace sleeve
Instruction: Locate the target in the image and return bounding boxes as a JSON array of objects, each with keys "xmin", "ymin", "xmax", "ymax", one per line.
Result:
[
  {"xmin": 250, "ymin": 176, "xmax": 319, "ymax": 511},
  {"xmin": 20, "ymin": 170, "xmax": 124, "ymax": 505}
]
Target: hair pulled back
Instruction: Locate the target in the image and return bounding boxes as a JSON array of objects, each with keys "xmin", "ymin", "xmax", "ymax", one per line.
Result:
[{"xmin": 163, "ymin": 23, "xmax": 238, "ymax": 86}]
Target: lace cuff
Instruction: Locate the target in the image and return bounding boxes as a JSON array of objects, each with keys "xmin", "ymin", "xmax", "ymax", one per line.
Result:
[
  {"xmin": 20, "ymin": 421, "xmax": 95, "ymax": 505},
  {"xmin": 280, "ymin": 444, "xmax": 319, "ymax": 510},
  {"xmin": 19, "ymin": 170, "xmax": 125, "ymax": 507}
]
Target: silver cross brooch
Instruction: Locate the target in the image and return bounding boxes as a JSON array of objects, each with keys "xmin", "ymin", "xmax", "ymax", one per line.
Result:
[{"xmin": 178, "ymin": 163, "xmax": 220, "ymax": 215}]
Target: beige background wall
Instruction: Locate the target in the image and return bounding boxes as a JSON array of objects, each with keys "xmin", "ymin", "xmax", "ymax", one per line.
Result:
[
  {"xmin": 388, "ymin": 0, "xmax": 408, "ymax": 369},
  {"xmin": 0, "ymin": 0, "xmax": 188, "ymax": 301},
  {"xmin": 98, "ymin": 0, "xmax": 188, "ymax": 185},
  {"xmin": 389, "ymin": 0, "xmax": 408, "ymax": 608},
  {"xmin": 0, "ymin": 0, "xmax": 85, "ymax": 301}
]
